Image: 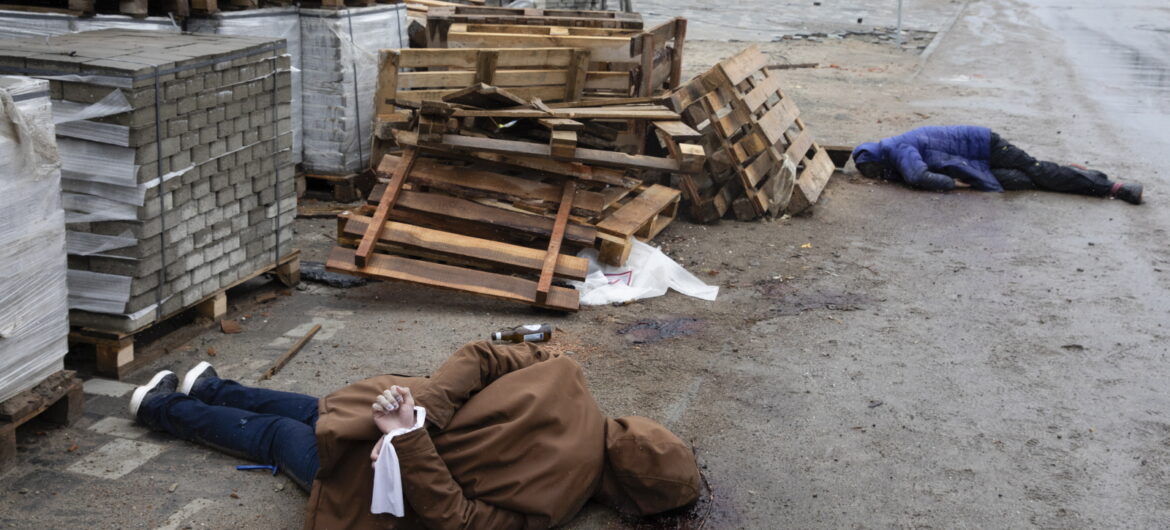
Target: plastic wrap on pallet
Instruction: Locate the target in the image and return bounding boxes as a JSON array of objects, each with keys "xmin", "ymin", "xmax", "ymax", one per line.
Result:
[
  {"xmin": 189, "ymin": 7, "xmax": 302, "ymax": 164},
  {"xmin": 300, "ymin": 5, "xmax": 406, "ymax": 174},
  {"xmin": 0, "ymin": 76, "xmax": 69, "ymax": 403},
  {"xmin": 0, "ymin": 10, "xmax": 178, "ymax": 40}
]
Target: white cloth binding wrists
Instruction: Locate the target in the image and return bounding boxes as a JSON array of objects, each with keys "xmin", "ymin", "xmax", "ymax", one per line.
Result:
[{"xmin": 370, "ymin": 406, "xmax": 427, "ymax": 517}]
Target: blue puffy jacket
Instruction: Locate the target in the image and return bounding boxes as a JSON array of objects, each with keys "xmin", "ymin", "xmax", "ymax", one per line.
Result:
[{"xmin": 852, "ymin": 125, "xmax": 1003, "ymax": 192}]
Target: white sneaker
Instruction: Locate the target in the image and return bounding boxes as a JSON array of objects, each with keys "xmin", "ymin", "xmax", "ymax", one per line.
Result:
[
  {"xmin": 180, "ymin": 361, "xmax": 218, "ymax": 395},
  {"xmin": 129, "ymin": 370, "xmax": 178, "ymax": 420}
]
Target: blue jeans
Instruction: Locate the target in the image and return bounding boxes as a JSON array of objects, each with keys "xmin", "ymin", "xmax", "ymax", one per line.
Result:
[{"xmin": 139, "ymin": 377, "xmax": 320, "ymax": 491}]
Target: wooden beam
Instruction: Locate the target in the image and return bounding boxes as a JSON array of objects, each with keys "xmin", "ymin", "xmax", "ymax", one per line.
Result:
[
  {"xmin": 355, "ymin": 148, "xmax": 418, "ymax": 267},
  {"xmin": 536, "ymin": 180, "xmax": 574, "ymax": 305}
]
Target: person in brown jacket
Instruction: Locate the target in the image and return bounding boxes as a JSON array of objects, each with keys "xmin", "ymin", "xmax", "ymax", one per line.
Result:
[{"xmin": 128, "ymin": 341, "xmax": 701, "ymax": 529}]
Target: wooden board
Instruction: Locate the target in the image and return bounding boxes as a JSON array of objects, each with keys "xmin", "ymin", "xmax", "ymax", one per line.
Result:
[
  {"xmin": 327, "ymin": 247, "xmax": 579, "ymax": 312},
  {"xmin": 595, "ymin": 184, "xmax": 681, "ymax": 266},
  {"xmin": 426, "ymin": 5, "xmax": 643, "ymax": 50},
  {"xmin": 339, "ymin": 213, "xmax": 588, "ymax": 281},
  {"xmin": 396, "ymin": 130, "xmax": 686, "ymax": 173}
]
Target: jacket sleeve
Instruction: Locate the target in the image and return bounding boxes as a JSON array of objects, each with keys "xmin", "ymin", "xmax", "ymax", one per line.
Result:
[
  {"xmin": 413, "ymin": 341, "xmax": 556, "ymax": 429},
  {"xmin": 890, "ymin": 143, "xmax": 953, "ymax": 190},
  {"xmin": 392, "ymin": 429, "xmax": 541, "ymax": 530}
]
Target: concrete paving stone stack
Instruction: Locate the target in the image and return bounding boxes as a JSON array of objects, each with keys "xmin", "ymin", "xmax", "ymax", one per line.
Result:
[
  {"xmin": 0, "ymin": 76, "xmax": 69, "ymax": 402},
  {"xmin": 300, "ymin": 5, "xmax": 406, "ymax": 175},
  {"xmin": 0, "ymin": 10, "xmax": 179, "ymax": 40},
  {"xmin": 0, "ymin": 29, "xmax": 296, "ymax": 333},
  {"xmin": 188, "ymin": 7, "xmax": 302, "ymax": 165}
]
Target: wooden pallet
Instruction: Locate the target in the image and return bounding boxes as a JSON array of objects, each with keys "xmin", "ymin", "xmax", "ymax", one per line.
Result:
[
  {"xmin": 596, "ymin": 184, "xmax": 680, "ymax": 266},
  {"xmin": 328, "ymin": 151, "xmax": 590, "ymax": 312},
  {"xmin": 424, "ymin": 5, "xmax": 642, "ymax": 46},
  {"xmin": 1, "ymin": 370, "xmax": 84, "ymax": 474},
  {"xmin": 668, "ymin": 45, "xmax": 835, "ymax": 221},
  {"xmin": 439, "ymin": 17, "xmax": 687, "ymax": 98},
  {"xmin": 69, "ymin": 252, "xmax": 301, "ymax": 379}
]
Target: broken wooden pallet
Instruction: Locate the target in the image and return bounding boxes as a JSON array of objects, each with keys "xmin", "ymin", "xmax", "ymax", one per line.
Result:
[
  {"xmin": 668, "ymin": 45, "xmax": 835, "ymax": 221},
  {"xmin": 328, "ymin": 153, "xmax": 596, "ymax": 312},
  {"xmin": 596, "ymin": 184, "xmax": 681, "ymax": 266},
  {"xmin": 440, "ymin": 17, "xmax": 687, "ymax": 98}
]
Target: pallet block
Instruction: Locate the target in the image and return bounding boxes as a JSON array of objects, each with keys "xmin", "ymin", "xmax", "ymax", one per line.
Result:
[
  {"xmin": 596, "ymin": 184, "xmax": 680, "ymax": 266},
  {"xmin": 0, "ymin": 371, "xmax": 84, "ymax": 474},
  {"xmin": 69, "ymin": 252, "xmax": 301, "ymax": 379}
]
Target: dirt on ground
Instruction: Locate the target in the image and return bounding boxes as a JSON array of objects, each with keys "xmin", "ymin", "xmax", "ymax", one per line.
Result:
[{"xmin": 3, "ymin": 1, "xmax": 1169, "ymax": 528}]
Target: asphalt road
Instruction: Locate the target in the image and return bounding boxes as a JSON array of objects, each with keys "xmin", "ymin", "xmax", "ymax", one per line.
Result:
[{"xmin": 2, "ymin": 1, "xmax": 1168, "ymax": 528}]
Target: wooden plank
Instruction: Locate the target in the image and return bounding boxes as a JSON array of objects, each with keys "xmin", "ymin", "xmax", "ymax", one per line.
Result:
[
  {"xmin": 536, "ymin": 180, "xmax": 575, "ymax": 304},
  {"xmin": 458, "ymin": 23, "xmax": 638, "ymax": 37},
  {"xmin": 756, "ymin": 95, "xmax": 800, "ymax": 145},
  {"xmin": 442, "ymin": 83, "xmax": 529, "ymax": 108},
  {"xmin": 537, "ymin": 118, "xmax": 585, "ymax": 131},
  {"xmin": 410, "ymin": 132, "xmax": 685, "ymax": 172},
  {"xmin": 783, "ymin": 127, "xmax": 815, "ymax": 165},
  {"xmin": 396, "ymin": 85, "xmax": 569, "ymax": 105},
  {"xmin": 597, "ymin": 184, "xmax": 681, "ymax": 237},
  {"xmin": 376, "ymin": 51, "xmax": 400, "ymax": 117},
  {"xmin": 669, "ymin": 18, "xmax": 687, "ymax": 89},
  {"xmin": 715, "ymin": 45, "xmax": 768, "ymax": 86},
  {"xmin": 787, "ymin": 147, "xmax": 835, "ymax": 214},
  {"xmin": 448, "ymin": 31, "xmax": 634, "ymax": 63},
  {"xmin": 340, "ymin": 214, "xmax": 588, "ymax": 281},
  {"xmin": 653, "ymin": 120, "xmax": 701, "ymax": 142},
  {"xmin": 356, "ymin": 148, "xmax": 418, "ymax": 267},
  {"xmin": 376, "ymin": 188, "xmax": 598, "ymax": 247},
  {"xmin": 326, "ymin": 247, "xmax": 579, "ymax": 312},
  {"xmin": 740, "ymin": 70, "xmax": 784, "ymax": 113},
  {"xmin": 451, "ymin": 150, "xmax": 638, "ymax": 188},
  {"xmin": 451, "ymin": 106, "xmax": 678, "ymax": 120},
  {"xmin": 394, "ymin": 47, "xmax": 577, "ymax": 69},
  {"xmin": 379, "ymin": 154, "xmax": 605, "ymax": 213}
]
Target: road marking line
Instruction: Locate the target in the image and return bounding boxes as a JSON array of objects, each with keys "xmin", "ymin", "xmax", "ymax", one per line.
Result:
[
  {"xmin": 66, "ymin": 438, "xmax": 164, "ymax": 480},
  {"xmin": 87, "ymin": 417, "xmax": 149, "ymax": 440},
  {"xmin": 83, "ymin": 378, "xmax": 137, "ymax": 398},
  {"xmin": 155, "ymin": 498, "xmax": 216, "ymax": 530}
]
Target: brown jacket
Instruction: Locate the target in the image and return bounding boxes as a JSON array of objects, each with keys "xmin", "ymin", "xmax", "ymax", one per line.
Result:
[{"xmin": 303, "ymin": 341, "xmax": 698, "ymax": 529}]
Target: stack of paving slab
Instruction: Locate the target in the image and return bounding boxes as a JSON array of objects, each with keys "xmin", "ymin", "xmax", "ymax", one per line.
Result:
[
  {"xmin": 0, "ymin": 9, "xmax": 178, "ymax": 40},
  {"xmin": 0, "ymin": 75, "xmax": 69, "ymax": 402},
  {"xmin": 0, "ymin": 29, "xmax": 295, "ymax": 333},
  {"xmin": 299, "ymin": 4, "xmax": 406, "ymax": 175},
  {"xmin": 188, "ymin": 7, "xmax": 302, "ymax": 165}
]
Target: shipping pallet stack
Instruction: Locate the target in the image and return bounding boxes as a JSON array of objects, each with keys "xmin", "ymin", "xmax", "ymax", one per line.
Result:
[
  {"xmin": 331, "ymin": 44, "xmax": 702, "ymax": 311},
  {"xmin": 0, "ymin": 30, "xmax": 299, "ymax": 378}
]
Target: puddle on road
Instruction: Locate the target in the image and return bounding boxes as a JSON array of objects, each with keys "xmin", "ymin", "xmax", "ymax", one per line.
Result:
[
  {"xmin": 617, "ymin": 318, "xmax": 704, "ymax": 344},
  {"xmin": 757, "ymin": 280, "xmax": 874, "ymax": 316}
]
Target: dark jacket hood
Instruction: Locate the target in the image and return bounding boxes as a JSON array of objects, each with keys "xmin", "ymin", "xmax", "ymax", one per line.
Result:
[
  {"xmin": 595, "ymin": 416, "xmax": 700, "ymax": 516},
  {"xmin": 852, "ymin": 142, "xmax": 882, "ymax": 165}
]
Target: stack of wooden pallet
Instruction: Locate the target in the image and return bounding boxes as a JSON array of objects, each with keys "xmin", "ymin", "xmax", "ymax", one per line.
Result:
[
  {"xmin": 667, "ymin": 45, "xmax": 835, "ymax": 222},
  {"xmin": 331, "ymin": 73, "xmax": 701, "ymax": 311}
]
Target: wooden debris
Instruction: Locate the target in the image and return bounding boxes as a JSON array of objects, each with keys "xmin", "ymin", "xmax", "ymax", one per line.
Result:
[{"xmin": 257, "ymin": 324, "xmax": 320, "ymax": 382}]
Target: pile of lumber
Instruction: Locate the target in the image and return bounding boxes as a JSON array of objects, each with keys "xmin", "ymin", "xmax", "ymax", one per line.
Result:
[{"xmin": 330, "ymin": 81, "xmax": 701, "ymax": 311}]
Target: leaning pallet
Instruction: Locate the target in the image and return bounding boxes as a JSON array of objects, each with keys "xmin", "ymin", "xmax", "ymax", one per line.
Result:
[
  {"xmin": 668, "ymin": 45, "xmax": 835, "ymax": 222},
  {"xmin": 0, "ymin": 370, "xmax": 84, "ymax": 473},
  {"xmin": 438, "ymin": 17, "xmax": 687, "ymax": 98}
]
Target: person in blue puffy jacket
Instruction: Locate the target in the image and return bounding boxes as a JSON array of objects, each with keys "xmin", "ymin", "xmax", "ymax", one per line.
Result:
[{"xmin": 851, "ymin": 125, "xmax": 1143, "ymax": 204}]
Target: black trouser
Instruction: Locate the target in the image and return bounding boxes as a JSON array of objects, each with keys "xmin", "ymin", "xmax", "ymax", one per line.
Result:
[{"xmin": 989, "ymin": 133, "xmax": 1114, "ymax": 196}]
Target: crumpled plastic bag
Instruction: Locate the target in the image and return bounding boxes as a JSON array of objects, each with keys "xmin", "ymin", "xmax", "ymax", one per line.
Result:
[{"xmin": 571, "ymin": 239, "xmax": 718, "ymax": 305}]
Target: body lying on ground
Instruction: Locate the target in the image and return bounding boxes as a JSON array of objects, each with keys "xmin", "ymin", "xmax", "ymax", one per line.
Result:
[
  {"xmin": 851, "ymin": 125, "xmax": 1143, "ymax": 204},
  {"xmin": 128, "ymin": 341, "xmax": 701, "ymax": 529}
]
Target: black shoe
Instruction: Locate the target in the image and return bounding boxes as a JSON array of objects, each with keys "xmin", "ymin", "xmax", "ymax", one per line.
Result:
[
  {"xmin": 1113, "ymin": 182, "xmax": 1143, "ymax": 205},
  {"xmin": 180, "ymin": 361, "xmax": 218, "ymax": 396},
  {"xmin": 129, "ymin": 370, "xmax": 178, "ymax": 421}
]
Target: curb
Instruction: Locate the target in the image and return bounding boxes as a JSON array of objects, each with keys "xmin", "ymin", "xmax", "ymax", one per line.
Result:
[{"xmin": 912, "ymin": 0, "xmax": 973, "ymax": 79}]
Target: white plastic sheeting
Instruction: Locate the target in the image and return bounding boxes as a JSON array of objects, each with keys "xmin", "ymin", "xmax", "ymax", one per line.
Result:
[
  {"xmin": 0, "ymin": 10, "xmax": 178, "ymax": 40},
  {"xmin": 189, "ymin": 7, "xmax": 302, "ymax": 164},
  {"xmin": 300, "ymin": 5, "xmax": 406, "ymax": 174},
  {"xmin": 0, "ymin": 76, "xmax": 69, "ymax": 403},
  {"xmin": 571, "ymin": 239, "xmax": 718, "ymax": 305}
]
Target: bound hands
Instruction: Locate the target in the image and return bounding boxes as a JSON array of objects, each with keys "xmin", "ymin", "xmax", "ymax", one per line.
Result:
[{"xmin": 370, "ymin": 385, "xmax": 415, "ymax": 467}]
